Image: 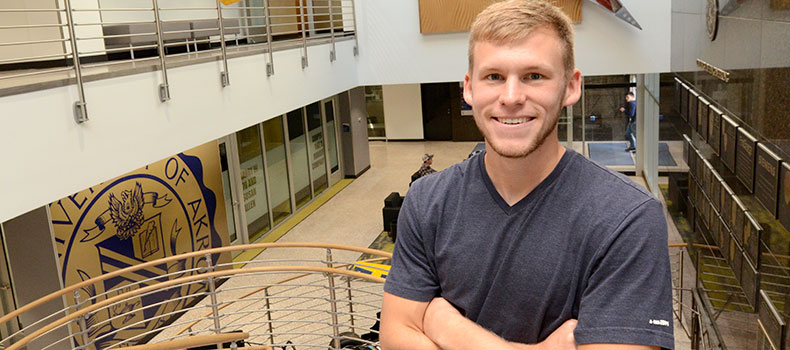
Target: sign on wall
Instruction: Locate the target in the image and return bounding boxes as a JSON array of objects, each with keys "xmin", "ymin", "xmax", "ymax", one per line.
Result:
[{"xmin": 49, "ymin": 141, "xmax": 230, "ymax": 347}]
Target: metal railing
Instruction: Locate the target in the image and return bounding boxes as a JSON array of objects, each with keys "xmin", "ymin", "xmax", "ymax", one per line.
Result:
[
  {"xmin": 0, "ymin": 242, "xmax": 388, "ymax": 350},
  {"xmin": 0, "ymin": 0, "xmax": 357, "ymax": 122}
]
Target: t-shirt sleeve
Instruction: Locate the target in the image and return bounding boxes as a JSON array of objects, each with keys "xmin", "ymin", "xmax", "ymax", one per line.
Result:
[
  {"xmin": 574, "ymin": 198, "xmax": 675, "ymax": 350},
  {"xmin": 383, "ymin": 187, "xmax": 441, "ymax": 302}
]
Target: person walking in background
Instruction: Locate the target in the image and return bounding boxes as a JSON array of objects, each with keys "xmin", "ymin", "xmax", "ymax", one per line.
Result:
[{"xmin": 620, "ymin": 91, "xmax": 637, "ymax": 152}]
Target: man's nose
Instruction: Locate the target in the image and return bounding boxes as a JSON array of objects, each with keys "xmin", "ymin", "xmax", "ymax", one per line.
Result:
[{"xmin": 500, "ymin": 78, "xmax": 526, "ymax": 106}]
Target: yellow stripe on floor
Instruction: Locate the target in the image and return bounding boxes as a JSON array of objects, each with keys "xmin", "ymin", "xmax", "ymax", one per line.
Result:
[{"xmin": 233, "ymin": 178, "xmax": 354, "ymax": 266}]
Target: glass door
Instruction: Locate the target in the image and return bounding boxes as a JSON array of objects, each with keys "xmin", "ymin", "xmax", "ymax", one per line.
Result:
[
  {"xmin": 236, "ymin": 125, "xmax": 271, "ymax": 241},
  {"xmin": 287, "ymin": 108, "xmax": 313, "ymax": 208},
  {"xmin": 218, "ymin": 136, "xmax": 244, "ymax": 246},
  {"xmin": 322, "ymin": 98, "xmax": 343, "ymax": 185},
  {"xmin": 306, "ymin": 101, "xmax": 328, "ymax": 194},
  {"xmin": 262, "ymin": 116, "xmax": 293, "ymax": 226},
  {"xmin": 0, "ymin": 225, "xmax": 18, "ymax": 341}
]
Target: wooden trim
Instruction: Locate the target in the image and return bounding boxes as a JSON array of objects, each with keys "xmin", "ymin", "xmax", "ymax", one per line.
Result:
[{"xmin": 122, "ymin": 332, "xmax": 249, "ymax": 350}]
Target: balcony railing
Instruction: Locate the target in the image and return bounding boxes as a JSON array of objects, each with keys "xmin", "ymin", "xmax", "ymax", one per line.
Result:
[
  {"xmin": 0, "ymin": 0, "xmax": 358, "ymax": 123},
  {"xmin": 0, "ymin": 242, "xmax": 387, "ymax": 350}
]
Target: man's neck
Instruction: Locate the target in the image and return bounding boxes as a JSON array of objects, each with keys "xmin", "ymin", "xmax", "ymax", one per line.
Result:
[{"xmin": 484, "ymin": 139, "xmax": 566, "ymax": 206}]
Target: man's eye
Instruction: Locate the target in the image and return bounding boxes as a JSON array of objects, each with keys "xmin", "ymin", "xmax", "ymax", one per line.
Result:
[
  {"xmin": 527, "ymin": 73, "xmax": 543, "ymax": 80},
  {"xmin": 486, "ymin": 74, "xmax": 502, "ymax": 80}
]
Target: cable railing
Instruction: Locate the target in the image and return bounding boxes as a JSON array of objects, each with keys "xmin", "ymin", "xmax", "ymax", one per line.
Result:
[
  {"xmin": 0, "ymin": 0, "xmax": 357, "ymax": 122},
  {"xmin": 0, "ymin": 242, "xmax": 388, "ymax": 350}
]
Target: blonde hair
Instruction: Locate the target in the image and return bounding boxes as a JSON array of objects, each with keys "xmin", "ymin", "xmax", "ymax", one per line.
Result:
[{"xmin": 468, "ymin": 0, "xmax": 575, "ymax": 75}]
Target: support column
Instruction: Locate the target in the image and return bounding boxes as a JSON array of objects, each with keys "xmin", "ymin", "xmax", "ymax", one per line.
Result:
[{"xmin": 636, "ymin": 73, "xmax": 660, "ymax": 196}]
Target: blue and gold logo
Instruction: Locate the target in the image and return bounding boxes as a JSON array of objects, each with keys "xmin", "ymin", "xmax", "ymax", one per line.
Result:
[{"xmin": 50, "ymin": 142, "xmax": 229, "ymax": 348}]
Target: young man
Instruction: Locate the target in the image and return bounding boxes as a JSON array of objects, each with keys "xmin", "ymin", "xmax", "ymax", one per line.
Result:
[
  {"xmin": 620, "ymin": 92, "xmax": 637, "ymax": 152},
  {"xmin": 380, "ymin": 1, "xmax": 674, "ymax": 350}
]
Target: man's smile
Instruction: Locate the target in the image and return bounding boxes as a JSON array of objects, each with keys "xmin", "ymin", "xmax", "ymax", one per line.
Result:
[{"xmin": 492, "ymin": 116, "xmax": 537, "ymax": 125}]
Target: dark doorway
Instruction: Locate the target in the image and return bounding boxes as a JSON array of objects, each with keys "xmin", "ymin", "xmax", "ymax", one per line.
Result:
[{"xmin": 421, "ymin": 83, "xmax": 453, "ymax": 141}]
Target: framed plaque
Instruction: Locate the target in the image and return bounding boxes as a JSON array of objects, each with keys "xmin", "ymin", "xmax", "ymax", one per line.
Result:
[
  {"xmin": 708, "ymin": 201, "xmax": 717, "ymax": 234},
  {"xmin": 755, "ymin": 144, "xmax": 782, "ymax": 217},
  {"xmin": 736, "ymin": 128, "xmax": 758, "ymax": 193},
  {"xmin": 681, "ymin": 83, "xmax": 689, "ymax": 122},
  {"xmin": 740, "ymin": 256, "xmax": 759, "ymax": 308},
  {"xmin": 708, "ymin": 106, "xmax": 722, "ymax": 156},
  {"xmin": 729, "ymin": 239, "xmax": 743, "ymax": 283},
  {"xmin": 703, "ymin": 160, "xmax": 714, "ymax": 197},
  {"xmin": 742, "ymin": 211, "xmax": 763, "ymax": 269},
  {"xmin": 695, "ymin": 150, "xmax": 704, "ymax": 180},
  {"xmin": 720, "ymin": 225, "xmax": 731, "ymax": 261},
  {"xmin": 758, "ymin": 290, "xmax": 785, "ymax": 350},
  {"xmin": 732, "ymin": 196, "xmax": 748, "ymax": 245},
  {"xmin": 675, "ymin": 79, "xmax": 682, "ymax": 116},
  {"xmin": 717, "ymin": 215, "xmax": 729, "ymax": 256},
  {"xmin": 689, "ymin": 90, "xmax": 699, "ymax": 133},
  {"xmin": 698, "ymin": 97, "xmax": 710, "ymax": 141},
  {"xmin": 721, "ymin": 114, "xmax": 738, "ymax": 173},
  {"xmin": 720, "ymin": 184, "xmax": 735, "ymax": 230},
  {"xmin": 684, "ymin": 134, "xmax": 695, "ymax": 176},
  {"xmin": 711, "ymin": 173, "xmax": 723, "ymax": 211},
  {"xmin": 779, "ymin": 162, "xmax": 790, "ymax": 232}
]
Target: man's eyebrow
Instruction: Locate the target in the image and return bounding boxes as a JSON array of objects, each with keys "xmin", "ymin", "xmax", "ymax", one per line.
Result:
[{"xmin": 476, "ymin": 64, "xmax": 553, "ymax": 73}]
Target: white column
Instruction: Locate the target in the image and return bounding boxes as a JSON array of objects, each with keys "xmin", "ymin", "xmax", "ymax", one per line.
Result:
[{"xmin": 636, "ymin": 73, "xmax": 660, "ymax": 196}]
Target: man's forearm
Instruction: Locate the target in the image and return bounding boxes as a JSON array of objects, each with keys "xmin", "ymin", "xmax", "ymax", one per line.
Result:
[{"xmin": 425, "ymin": 309, "xmax": 534, "ymax": 350}]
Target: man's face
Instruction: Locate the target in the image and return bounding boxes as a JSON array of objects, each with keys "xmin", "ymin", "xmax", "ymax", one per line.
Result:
[
  {"xmin": 626, "ymin": 94, "xmax": 635, "ymax": 102},
  {"xmin": 464, "ymin": 28, "xmax": 581, "ymax": 158}
]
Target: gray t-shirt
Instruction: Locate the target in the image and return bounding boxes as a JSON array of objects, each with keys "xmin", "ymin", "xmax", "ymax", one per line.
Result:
[{"xmin": 384, "ymin": 149, "xmax": 674, "ymax": 349}]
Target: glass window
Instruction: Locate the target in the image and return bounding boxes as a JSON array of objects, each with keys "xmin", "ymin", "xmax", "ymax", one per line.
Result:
[
  {"xmin": 219, "ymin": 143, "xmax": 237, "ymax": 243},
  {"xmin": 236, "ymin": 125, "xmax": 270, "ymax": 240},
  {"xmin": 306, "ymin": 102, "xmax": 328, "ymax": 194},
  {"xmin": 324, "ymin": 100, "xmax": 339, "ymax": 173},
  {"xmin": 262, "ymin": 117, "xmax": 292, "ymax": 225},
  {"xmin": 287, "ymin": 108, "xmax": 312, "ymax": 208}
]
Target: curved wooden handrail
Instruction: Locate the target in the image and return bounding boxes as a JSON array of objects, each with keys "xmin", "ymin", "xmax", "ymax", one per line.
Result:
[
  {"xmin": 174, "ymin": 256, "xmax": 391, "ymax": 336},
  {"xmin": 122, "ymin": 332, "xmax": 248, "ymax": 350},
  {"xmin": 0, "ymin": 242, "xmax": 391, "ymax": 327},
  {"xmin": 7, "ymin": 265, "xmax": 385, "ymax": 350}
]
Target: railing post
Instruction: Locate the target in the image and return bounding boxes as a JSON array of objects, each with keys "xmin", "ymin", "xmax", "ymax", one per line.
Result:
[
  {"xmin": 72, "ymin": 290, "xmax": 92, "ymax": 349},
  {"xmin": 679, "ymin": 249, "xmax": 684, "ymax": 331},
  {"xmin": 299, "ymin": 0, "xmax": 309, "ymax": 68},
  {"xmin": 691, "ymin": 289, "xmax": 700, "ymax": 350},
  {"xmin": 264, "ymin": 0, "xmax": 275, "ymax": 76},
  {"xmin": 326, "ymin": 249, "xmax": 341, "ymax": 349},
  {"xmin": 350, "ymin": 0, "xmax": 359, "ymax": 56},
  {"xmin": 328, "ymin": 0, "xmax": 336, "ymax": 62},
  {"xmin": 151, "ymin": 0, "xmax": 171, "ymax": 102},
  {"xmin": 216, "ymin": 0, "xmax": 230, "ymax": 87},
  {"xmin": 204, "ymin": 254, "xmax": 223, "ymax": 338},
  {"xmin": 264, "ymin": 288, "xmax": 276, "ymax": 346},
  {"xmin": 63, "ymin": 0, "xmax": 88, "ymax": 123},
  {"xmin": 346, "ymin": 278, "xmax": 355, "ymax": 331}
]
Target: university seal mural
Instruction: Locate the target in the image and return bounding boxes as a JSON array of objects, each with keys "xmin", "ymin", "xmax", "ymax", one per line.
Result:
[{"xmin": 49, "ymin": 142, "xmax": 230, "ymax": 348}]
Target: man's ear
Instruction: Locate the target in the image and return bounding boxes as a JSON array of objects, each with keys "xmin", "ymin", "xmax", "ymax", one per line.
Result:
[
  {"xmin": 563, "ymin": 69, "xmax": 582, "ymax": 107},
  {"xmin": 463, "ymin": 72, "xmax": 473, "ymax": 106}
]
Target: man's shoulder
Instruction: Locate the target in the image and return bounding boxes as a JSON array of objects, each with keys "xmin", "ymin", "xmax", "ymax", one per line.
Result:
[{"xmin": 565, "ymin": 151, "xmax": 657, "ymax": 206}]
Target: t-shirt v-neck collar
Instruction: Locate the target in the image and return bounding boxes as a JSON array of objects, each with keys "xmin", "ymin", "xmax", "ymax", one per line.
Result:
[{"xmin": 477, "ymin": 149, "xmax": 574, "ymax": 215}]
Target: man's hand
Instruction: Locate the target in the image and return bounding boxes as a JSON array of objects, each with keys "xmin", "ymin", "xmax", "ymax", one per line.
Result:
[
  {"xmin": 619, "ymin": 106, "xmax": 625, "ymax": 112},
  {"xmin": 536, "ymin": 319, "xmax": 578, "ymax": 350}
]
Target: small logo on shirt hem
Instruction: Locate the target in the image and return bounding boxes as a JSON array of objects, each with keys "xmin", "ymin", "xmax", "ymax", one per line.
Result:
[{"xmin": 649, "ymin": 319, "xmax": 670, "ymax": 327}]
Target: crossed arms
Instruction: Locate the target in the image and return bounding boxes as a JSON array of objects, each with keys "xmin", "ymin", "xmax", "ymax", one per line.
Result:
[{"xmin": 380, "ymin": 292, "xmax": 660, "ymax": 350}]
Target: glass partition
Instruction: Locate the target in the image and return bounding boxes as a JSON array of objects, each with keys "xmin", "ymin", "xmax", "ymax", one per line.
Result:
[
  {"xmin": 287, "ymin": 108, "xmax": 312, "ymax": 208},
  {"xmin": 263, "ymin": 116, "xmax": 292, "ymax": 225},
  {"xmin": 236, "ymin": 125, "xmax": 270, "ymax": 240},
  {"xmin": 365, "ymin": 86, "xmax": 386, "ymax": 138},
  {"xmin": 306, "ymin": 102, "xmax": 328, "ymax": 194},
  {"xmin": 219, "ymin": 142, "xmax": 238, "ymax": 243},
  {"xmin": 324, "ymin": 99, "xmax": 339, "ymax": 174}
]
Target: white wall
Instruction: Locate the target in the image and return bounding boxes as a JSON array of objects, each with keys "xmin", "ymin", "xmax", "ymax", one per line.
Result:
[
  {"xmin": 355, "ymin": 0, "xmax": 671, "ymax": 85},
  {"xmin": 382, "ymin": 84, "xmax": 424, "ymax": 140},
  {"xmin": 0, "ymin": 40, "xmax": 359, "ymax": 223}
]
